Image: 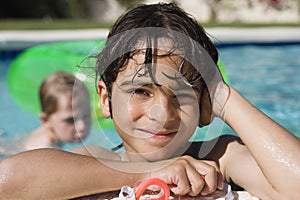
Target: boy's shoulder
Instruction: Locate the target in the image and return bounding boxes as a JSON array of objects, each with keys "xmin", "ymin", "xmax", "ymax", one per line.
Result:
[
  {"xmin": 184, "ymin": 134, "xmax": 243, "ymax": 160},
  {"xmin": 24, "ymin": 126, "xmax": 54, "ymax": 150},
  {"xmin": 72, "ymin": 145, "xmax": 121, "ymax": 160}
]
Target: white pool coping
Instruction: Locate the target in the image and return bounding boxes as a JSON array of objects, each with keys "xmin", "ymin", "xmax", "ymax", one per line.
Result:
[{"xmin": 1, "ymin": 27, "xmax": 300, "ymax": 50}]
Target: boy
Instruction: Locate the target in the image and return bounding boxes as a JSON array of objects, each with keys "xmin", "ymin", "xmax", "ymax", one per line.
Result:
[
  {"xmin": 24, "ymin": 71, "xmax": 91, "ymax": 150},
  {"xmin": 0, "ymin": 3, "xmax": 299, "ymax": 200}
]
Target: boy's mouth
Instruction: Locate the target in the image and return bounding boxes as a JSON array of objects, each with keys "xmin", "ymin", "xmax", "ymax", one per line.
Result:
[{"xmin": 135, "ymin": 128, "xmax": 178, "ymax": 140}]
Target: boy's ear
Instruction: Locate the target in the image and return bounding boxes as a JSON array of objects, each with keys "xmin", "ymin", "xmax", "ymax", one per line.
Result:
[
  {"xmin": 97, "ymin": 80, "xmax": 111, "ymax": 118},
  {"xmin": 39, "ymin": 112, "xmax": 49, "ymax": 125}
]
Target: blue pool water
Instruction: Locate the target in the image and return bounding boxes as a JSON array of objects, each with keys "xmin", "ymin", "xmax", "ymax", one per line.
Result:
[
  {"xmin": 0, "ymin": 44, "xmax": 299, "ymax": 156},
  {"xmin": 219, "ymin": 44, "xmax": 300, "ymax": 136}
]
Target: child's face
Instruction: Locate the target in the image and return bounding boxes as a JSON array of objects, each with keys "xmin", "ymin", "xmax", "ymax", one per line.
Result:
[
  {"xmin": 46, "ymin": 94, "xmax": 91, "ymax": 143},
  {"xmin": 110, "ymin": 50, "xmax": 200, "ymax": 161}
]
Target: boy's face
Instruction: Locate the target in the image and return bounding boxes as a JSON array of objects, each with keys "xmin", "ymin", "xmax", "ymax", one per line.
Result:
[
  {"xmin": 46, "ymin": 94, "xmax": 91, "ymax": 143},
  {"xmin": 109, "ymin": 50, "xmax": 200, "ymax": 161}
]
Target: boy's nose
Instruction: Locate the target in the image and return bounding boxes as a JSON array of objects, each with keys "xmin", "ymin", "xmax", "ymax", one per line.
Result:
[
  {"xmin": 147, "ymin": 94, "xmax": 177, "ymax": 123},
  {"xmin": 148, "ymin": 104, "xmax": 166, "ymax": 123}
]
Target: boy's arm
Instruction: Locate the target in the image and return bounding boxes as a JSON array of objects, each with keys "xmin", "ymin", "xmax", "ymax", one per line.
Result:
[
  {"xmin": 0, "ymin": 148, "xmax": 222, "ymax": 199},
  {"xmin": 72, "ymin": 145, "xmax": 121, "ymax": 160},
  {"xmin": 221, "ymin": 86, "xmax": 300, "ymax": 200},
  {"xmin": 0, "ymin": 148, "xmax": 146, "ymax": 200}
]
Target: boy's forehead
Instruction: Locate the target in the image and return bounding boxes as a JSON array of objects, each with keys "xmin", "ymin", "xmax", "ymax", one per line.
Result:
[
  {"xmin": 117, "ymin": 57, "xmax": 191, "ymax": 91},
  {"xmin": 130, "ymin": 50, "xmax": 182, "ymax": 67},
  {"xmin": 134, "ymin": 37, "xmax": 183, "ymax": 55},
  {"xmin": 115, "ymin": 36, "xmax": 197, "ymax": 89}
]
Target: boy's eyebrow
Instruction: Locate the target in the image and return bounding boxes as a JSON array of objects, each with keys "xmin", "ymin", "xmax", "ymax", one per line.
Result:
[
  {"xmin": 119, "ymin": 80, "xmax": 157, "ymax": 87},
  {"xmin": 119, "ymin": 79, "xmax": 194, "ymax": 93}
]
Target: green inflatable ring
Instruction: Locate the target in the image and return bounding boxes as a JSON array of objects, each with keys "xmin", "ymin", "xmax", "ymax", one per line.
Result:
[
  {"xmin": 218, "ymin": 59, "xmax": 230, "ymax": 84},
  {"xmin": 7, "ymin": 39, "xmax": 115, "ymax": 129},
  {"xmin": 7, "ymin": 40, "xmax": 229, "ymax": 129}
]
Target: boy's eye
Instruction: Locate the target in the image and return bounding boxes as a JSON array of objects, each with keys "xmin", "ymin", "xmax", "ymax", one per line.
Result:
[
  {"xmin": 132, "ymin": 88, "xmax": 150, "ymax": 97},
  {"xmin": 64, "ymin": 117, "xmax": 75, "ymax": 124},
  {"xmin": 130, "ymin": 88, "xmax": 152, "ymax": 100},
  {"xmin": 133, "ymin": 88, "xmax": 149, "ymax": 95}
]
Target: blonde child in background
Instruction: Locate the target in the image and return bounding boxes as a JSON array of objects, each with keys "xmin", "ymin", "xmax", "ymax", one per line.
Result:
[{"xmin": 24, "ymin": 71, "xmax": 91, "ymax": 150}]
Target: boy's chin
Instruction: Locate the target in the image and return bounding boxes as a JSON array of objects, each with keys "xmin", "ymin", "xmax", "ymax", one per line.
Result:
[{"xmin": 138, "ymin": 148, "xmax": 178, "ymax": 162}]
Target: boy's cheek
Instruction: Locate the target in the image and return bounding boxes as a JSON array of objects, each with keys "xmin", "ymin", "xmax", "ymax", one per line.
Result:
[
  {"xmin": 127, "ymin": 104, "xmax": 146, "ymax": 122},
  {"xmin": 180, "ymin": 105, "xmax": 199, "ymax": 124}
]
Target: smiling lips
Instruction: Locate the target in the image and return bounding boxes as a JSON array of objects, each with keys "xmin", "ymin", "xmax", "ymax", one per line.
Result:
[{"xmin": 136, "ymin": 128, "xmax": 178, "ymax": 140}]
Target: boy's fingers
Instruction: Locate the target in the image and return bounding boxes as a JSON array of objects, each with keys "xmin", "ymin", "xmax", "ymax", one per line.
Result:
[
  {"xmin": 184, "ymin": 163, "xmax": 205, "ymax": 196},
  {"xmin": 184, "ymin": 158, "xmax": 221, "ymax": 195},
  {"xmin": 200, "ymin": 171, "xmax": 224, "ymax": 196},
  {"xmin": 168, "ymin": 162, "xmax": 191, "ymax": 195},
  {"xmin": 153, "ymin": 156, "xmax": 223, "ymax": 197},
  {"xmin": 217, "ymin": 172, "xmax": 224, "ymax": 190},
  {"xmin": 169, "ymin": 158, "xmax": 205, "ymax": 196},
  {"xmin": 202, "ymin": 160, "xmax": 224, "ymax": 190},
  {"xmin": 199, "ymin": 166, "xmax": 218, "ymax": 195}
]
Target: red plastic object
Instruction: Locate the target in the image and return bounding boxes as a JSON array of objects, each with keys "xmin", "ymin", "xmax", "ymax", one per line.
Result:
[{"xmin": 134, "ymin": 178, "xmax": 170, "ymax": 200}]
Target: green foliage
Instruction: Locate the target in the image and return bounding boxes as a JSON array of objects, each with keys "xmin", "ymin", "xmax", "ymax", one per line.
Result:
[
  {"xmin": 0, "ymin": 19, "xmax": 299, "ymax": 30},
  {"xmin": 0, "ymin": 19, "xmax": 112, "ymax": 30}
]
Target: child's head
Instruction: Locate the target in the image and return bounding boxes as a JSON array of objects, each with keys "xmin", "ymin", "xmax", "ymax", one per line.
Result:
[
  {"xmin": 39, "ymin": 71, "xmax": 91, "ymax": 143},
  {"xmin": 97, "ymin": 3, "xmax": 218, "ymax": 81},
  {"xmin": 96, "ymin": 3, "xmax": 220, "ymax": 160}
]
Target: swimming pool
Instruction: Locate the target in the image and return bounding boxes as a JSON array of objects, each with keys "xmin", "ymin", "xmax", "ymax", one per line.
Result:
[
  {"xmin": 0, "ymin": 43, "xmax": 299, "ymax": 156},
  {"xmin": 218, "ymin": 44, "xmax": 300, "ymax": 137}
]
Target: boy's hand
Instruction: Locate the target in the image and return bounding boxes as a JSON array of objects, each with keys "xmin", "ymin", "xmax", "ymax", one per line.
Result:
[
  {"xmin": 208, "ymin": 81, "xmax": 230, "ymax": 120},
  {"xmin": 198, "ymin": 62, "xmax": 230, "ymax": 126},
  {"xmin": 150, "ymin": 155, "xmax": 223, "ymax": 196}
]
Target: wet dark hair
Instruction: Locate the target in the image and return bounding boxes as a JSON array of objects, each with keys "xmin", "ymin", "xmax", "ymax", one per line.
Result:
[{"xmin": 96, "ymin": 3, "xmax": 219, "ymax": 126}]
